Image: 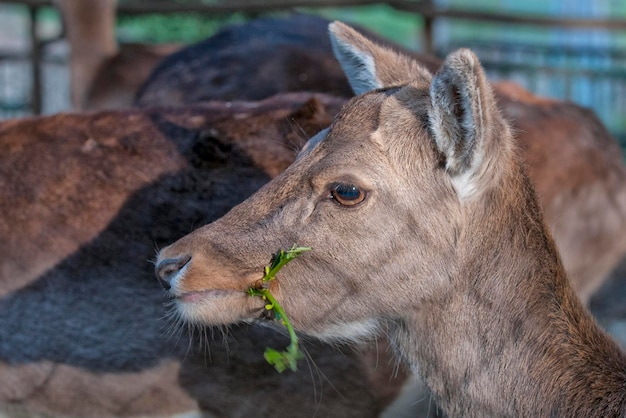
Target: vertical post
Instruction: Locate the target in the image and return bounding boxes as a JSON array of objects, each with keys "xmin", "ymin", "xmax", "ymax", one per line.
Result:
[
  {"xmin": 57, "ymin": 0, "xmax": 117, "ymax": 110},
  {"xmin": 422, "ymin": 14, "xmax": 434, "ymax": 55},
  {"xmin": 420, "ymin": 0, "xmax": 435, "ymax": 55},
  {"xmin": 29, "ymin": 5, "xmax": 42, "ymax": 115}
]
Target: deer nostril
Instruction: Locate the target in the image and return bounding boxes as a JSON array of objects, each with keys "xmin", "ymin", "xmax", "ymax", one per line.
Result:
[{"xmin": 155, "ymin": 255, "xmax": 191, "ymax": 290}]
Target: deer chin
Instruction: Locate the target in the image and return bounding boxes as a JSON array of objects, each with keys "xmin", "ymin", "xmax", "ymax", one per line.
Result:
[
  {"xmin": 173, "ymin": 288, "xmax": 265, "ymax": 326},
  {"xmin": 177, "ymin": 288, "xmax": 242, "ymax": 304}
]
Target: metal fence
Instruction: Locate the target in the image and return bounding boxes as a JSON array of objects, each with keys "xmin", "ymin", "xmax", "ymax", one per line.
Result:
[
  {"xmin": 0, "ymin": 47, "xmax": 68, "ymax": 118},
  {"xmin": 0, "ymin": 51, "xmax": 34, "ymax": 118},
  {"xmin": 0, "ymin": 0, "xmax": 625, "ymax": 144}
]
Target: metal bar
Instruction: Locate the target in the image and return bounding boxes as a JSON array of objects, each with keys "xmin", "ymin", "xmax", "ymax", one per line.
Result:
[
  {"xmin": 0, "ymin": 0, "xmax": 51, "ymax": 5},
  {"xmin": 114, "ymin": 0, "xmax": 383, "ymax": 15},
  {"xmin": 28, "ymin": 4, "xmax": 41, "ymax": 115},
  {"xmin": 4, "ymin": 0, "xmax": 626, "ymax": 30},
  {"xmin": 422, "ymin": 13, "xmax": 433, "ymax": 54},
  {"xmin": 389, "ymin": 1, "xmax": 626, "ymax": 31}
]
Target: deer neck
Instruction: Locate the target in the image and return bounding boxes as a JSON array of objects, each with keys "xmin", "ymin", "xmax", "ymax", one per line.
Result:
[{"xmin": 391, "ymin": 171, "xmax": 626, "ymax": 417}]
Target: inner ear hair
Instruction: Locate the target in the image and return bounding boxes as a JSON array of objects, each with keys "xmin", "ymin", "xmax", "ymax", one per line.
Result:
[
  {"xmin": 429, "ymin": 49, "xmax": 490, "ymax": 176},
  {"xmin": 329, "ymin": 21, "xmax": 433, "ymax": 94}
]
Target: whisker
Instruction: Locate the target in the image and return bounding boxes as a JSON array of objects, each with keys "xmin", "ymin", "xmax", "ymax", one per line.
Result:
[
  {"xmin": 299, "ymin": 344, "xmax": 323, "ymax": 416},
  {"xmin": 257, "ymin": 135, "xmax": 302, "ymax": 154},
  {"xmin": 299, "ymin": 340, "xmax": 347, "ymax": 402},
  {"xmin": 159, "ymin": 300, "xmax": 187, "ymax": 344}
]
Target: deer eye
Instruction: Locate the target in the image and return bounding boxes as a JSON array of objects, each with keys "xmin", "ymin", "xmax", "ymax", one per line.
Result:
[{"xmin": 330, "ymin": 183, "xmax": 366, "ymax": 206}]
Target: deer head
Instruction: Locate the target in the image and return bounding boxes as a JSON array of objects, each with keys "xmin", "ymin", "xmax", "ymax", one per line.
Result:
[{"xmin": 155, "ymin": 21, "xmax": 519, "ymax": 341}]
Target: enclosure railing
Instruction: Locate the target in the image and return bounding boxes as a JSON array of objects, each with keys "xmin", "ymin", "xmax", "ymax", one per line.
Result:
[{"xmin": 2, "ymin": 0, "xmax": 626, "ymax": 129}]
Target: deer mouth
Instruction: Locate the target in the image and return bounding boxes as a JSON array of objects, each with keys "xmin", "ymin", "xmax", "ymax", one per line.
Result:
[
  {"xmin": 177, "ymin": 288, "xmax": 244, "ymax": 303},
  {"xmin": 172, "ymin": 283, "xmax": 267, "ymax": 326}
]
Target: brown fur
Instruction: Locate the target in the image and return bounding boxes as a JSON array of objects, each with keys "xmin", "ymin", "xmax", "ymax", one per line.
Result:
[
  {"xmin": 496, "ymin": 88, "xmax": 626, "ymax": 301},
  {"xmin": 86, "ymin": 43, "xmax": 181, "ymax": 110},
  {"xmin": 156, "ymin": 23, "xmax": 626, "ymax": 416}
]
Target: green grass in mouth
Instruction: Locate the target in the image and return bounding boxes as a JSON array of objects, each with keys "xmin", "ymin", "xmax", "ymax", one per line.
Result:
[{"xmin": 247, "ymin": 246, "xmax": 311, "ymax": 372}]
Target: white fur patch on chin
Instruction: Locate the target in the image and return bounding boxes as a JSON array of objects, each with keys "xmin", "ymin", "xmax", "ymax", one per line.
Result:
[
  {"xmin": 175, "ymin": 291, "xmax": 257, "ymax": 326},
  {"xmin": 316, "ymin": 318, "xmax": 381, "ymax": 343}
]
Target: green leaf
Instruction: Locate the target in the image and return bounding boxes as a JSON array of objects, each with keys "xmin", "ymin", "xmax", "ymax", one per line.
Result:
[
  {"xmin": 247, "ymin": 245, "xmax": 311, "ymax": 372},
  {"xmin": 262, "ymin": 246, "xmax": 312, "ymax": 283},
  {"xmin": 263, "ymin": 346, "xmax": 304, "ymax": 373}
]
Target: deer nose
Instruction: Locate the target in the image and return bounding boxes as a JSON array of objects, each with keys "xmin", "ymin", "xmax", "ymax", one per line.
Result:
[{"xmin": 155, "ymin": 255, "xmax": 191, "ymax": 290}]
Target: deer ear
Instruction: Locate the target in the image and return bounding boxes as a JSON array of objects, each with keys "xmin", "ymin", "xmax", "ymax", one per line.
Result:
[
  {"xmin": 329, "ymin": 21, "xmax": 431, "ymax": 94},
  {"xmin": 429, "ymin": 49, "xmax": 502, "ymax": 198}
]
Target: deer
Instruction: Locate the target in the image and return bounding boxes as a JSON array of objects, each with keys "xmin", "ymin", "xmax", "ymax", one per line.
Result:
[
  {"xmin": 137, "ymin": 14, "xmax": 626, "ymax": 304},
  {"xmin": 134, "ymin": 14, "xmax": 440, "ymax": 107},
  {"xmin": 155, "ymin": 22, "xmax": 626, "ymax": 417}
]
